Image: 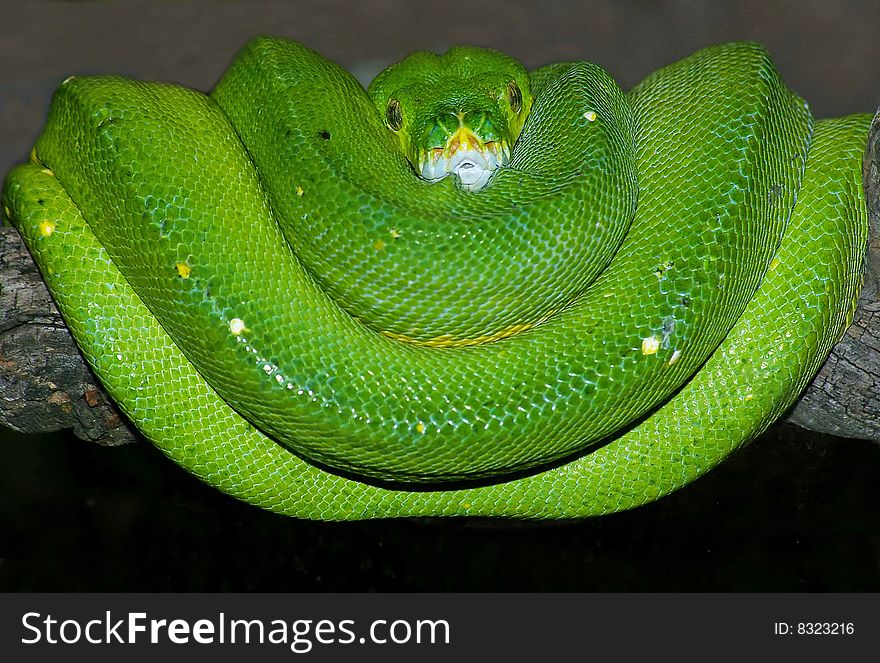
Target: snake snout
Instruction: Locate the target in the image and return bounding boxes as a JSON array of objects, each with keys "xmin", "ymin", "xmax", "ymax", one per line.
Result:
[
  {"xmin": 416, "ymin": 107, "xmax": 512, "ymax": 191},
  {"xmin": 420, "ymin": 143, "xmax": 507, "ymax": 191}
]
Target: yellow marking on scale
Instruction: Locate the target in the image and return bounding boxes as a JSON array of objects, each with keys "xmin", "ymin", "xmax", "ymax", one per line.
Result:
[
  {"xmin": 389, "ymin": 228, "xmax": 401, "ymax": 239},
  {"xmin": 373, "ymin": 239, "xmax": 386, "ymax": 251},
  {"xmin": 653, "ymin": 261, "xmax": 674, "ymax": 278},
  {"xmin": 295, "ymin": 186, "xmax": 304, "ymax": 196},
  {"xmin": 38, "ymin": 220, "xmax": 56, "ymax": 237},
  {"xmin": 175, "ymin": 261, "xmax": 191, "ymax": 279},
  {"xmin": 769, "ymin": 256, "xmax": 781, "ymax": 270},
  {"xmin": 583, "ymin": 111, "xmax": 597, "ymax": 121},
  {"xmin": 381, "ymin": 313, "xmax": 554, "ymax": 348},
  {"xmin": 415, "ymin": 422, "xmax": 426, "ymax": 434},
  {"xmin": 641, "ymin": 336, "xmax": 660, "ymax": 355}
]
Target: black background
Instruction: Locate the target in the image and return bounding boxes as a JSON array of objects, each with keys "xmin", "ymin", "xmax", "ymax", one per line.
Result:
[{"xmin": 1, "ymin": 0, "xmax": 879, "ymax": 591}]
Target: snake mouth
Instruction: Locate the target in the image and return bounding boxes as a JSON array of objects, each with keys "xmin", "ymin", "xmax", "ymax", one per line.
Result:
[{"xmin": 417, "ymin": 124, "xmax": 511, "ymax": 191}]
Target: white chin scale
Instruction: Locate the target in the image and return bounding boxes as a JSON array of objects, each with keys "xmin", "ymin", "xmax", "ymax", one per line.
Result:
[{"xmin": 420, "ymin": 148, "xmax": 503, "ymax": 192}]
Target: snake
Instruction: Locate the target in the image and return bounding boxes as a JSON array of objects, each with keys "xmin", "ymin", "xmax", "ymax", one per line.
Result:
[{"xmin": 1, "ymin": 37, "xmax": 869, "ymax": 519}]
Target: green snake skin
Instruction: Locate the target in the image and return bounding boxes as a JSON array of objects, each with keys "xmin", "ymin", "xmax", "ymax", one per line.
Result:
[{"xmin": 1, "ymin": 37, "xmax": 869, "ymax": 519}]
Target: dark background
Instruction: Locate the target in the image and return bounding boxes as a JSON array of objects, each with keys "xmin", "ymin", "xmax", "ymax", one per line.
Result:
[{"xmin": 1, "ymin": 0, "xmax": 879, "ymax": 591}]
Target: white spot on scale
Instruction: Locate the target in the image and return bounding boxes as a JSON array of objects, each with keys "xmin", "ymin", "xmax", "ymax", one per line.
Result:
[
  {"xmin": 641, "ymin": 336, "xmax": 660, "ymax": 355},
  {"xmin": 229, "ymin": 318, "xmax": 246, "ymax": 335},
  {"xmin": 583, "ymin": 111, "xmax": 597, "ymax": 121}
]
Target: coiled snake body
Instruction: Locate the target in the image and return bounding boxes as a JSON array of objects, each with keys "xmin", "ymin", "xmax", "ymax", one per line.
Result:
[{"xmin": 2, "ymin": 38, "xmax": 869, "ymax": 519}]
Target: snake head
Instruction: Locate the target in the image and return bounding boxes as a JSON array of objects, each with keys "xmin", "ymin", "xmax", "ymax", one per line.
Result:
[{"xmin": 368, "ymin": 46, "xmax": 532, "ymax": 191}]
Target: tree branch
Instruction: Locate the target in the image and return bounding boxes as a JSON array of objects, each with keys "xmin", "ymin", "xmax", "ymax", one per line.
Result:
[
  {"xmin": 786, "ymin": 110, "xmax": 880, "ymax": 440},
  {"xmin": 0, "ymin": 223, "xmax": 135, "ymax": 444},
  {"xmin": 2, "ymin": 111, "xmax": 879, "ymax": 445}
]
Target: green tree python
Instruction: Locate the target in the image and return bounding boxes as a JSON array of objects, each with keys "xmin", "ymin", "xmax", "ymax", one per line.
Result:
[{"xmin": 1, "ymin": 37, "xmax": 870, "ymax": 519}]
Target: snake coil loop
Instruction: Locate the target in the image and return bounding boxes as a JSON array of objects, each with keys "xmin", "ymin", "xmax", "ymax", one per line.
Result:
[{"xmin": 1, "ymin": 37, "xmax": 869, "ymax": 519}]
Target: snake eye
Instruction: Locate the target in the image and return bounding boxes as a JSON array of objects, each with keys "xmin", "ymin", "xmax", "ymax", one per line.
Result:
[
  {"xmin": 386, "ymin": 99, "xmax": 403, "ymax": 131},
  {"xmin": 507, "ymin": 82, "xmax": 523, "ymax": 114}
]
